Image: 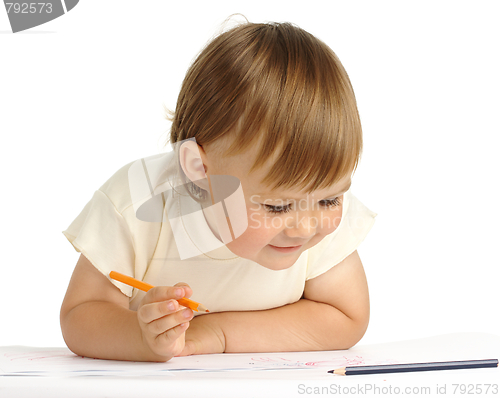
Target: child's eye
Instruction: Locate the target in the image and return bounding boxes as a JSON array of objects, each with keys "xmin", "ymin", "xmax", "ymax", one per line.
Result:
[
  {"xmin": 264, "ymin": 204, "xmax": 292, "ymax": 214},
  {"xmin": 320, "ymin": 197, "xmax": 341, "ymax": 208},
  {"xmin": 264, "ymin": 197, "xmax": 341, "ymax": 214}
]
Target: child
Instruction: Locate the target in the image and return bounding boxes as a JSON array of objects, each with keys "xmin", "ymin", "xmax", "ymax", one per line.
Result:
[{"xmin": 60, "ymin": 21, "xmax": 377, "ymax": 362}]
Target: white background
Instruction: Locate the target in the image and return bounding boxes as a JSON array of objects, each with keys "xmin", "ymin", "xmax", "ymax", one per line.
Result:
[{"xmin": 0, "ymin": 0, "xmax": 498, "ymax": 349}]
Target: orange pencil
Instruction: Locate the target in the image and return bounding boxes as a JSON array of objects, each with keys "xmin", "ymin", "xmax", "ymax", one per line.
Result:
[{"xmin": 109, "ymin": 271, "xmax": 209, "ymax": 312}]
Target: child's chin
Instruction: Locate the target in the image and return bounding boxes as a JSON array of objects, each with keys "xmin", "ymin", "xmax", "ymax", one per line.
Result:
[
  {"xmin": 262, "ymin": 263, "xmax": 296, "ymax": 271},
  {"xmin": 232, "ymin": 245, "xmax": 302, "ymax": 270},
  {"xmin": 259, "ymin": 251, "xmax": 300, "ymax": 270}
]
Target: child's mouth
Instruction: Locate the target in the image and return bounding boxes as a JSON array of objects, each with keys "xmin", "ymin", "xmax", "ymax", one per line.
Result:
[{"xmin": 268, "ymin": 244, "xmax": 302, "ymax": 253}]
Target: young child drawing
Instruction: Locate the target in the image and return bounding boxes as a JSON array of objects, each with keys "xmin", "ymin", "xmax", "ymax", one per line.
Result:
[{"xmin": 60, "ymin": 20, "xmax": 377, "ymax": 362}]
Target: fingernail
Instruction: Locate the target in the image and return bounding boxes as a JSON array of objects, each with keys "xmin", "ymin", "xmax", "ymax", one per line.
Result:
[
  {"xmin": 174, "ymin": 288, "xmax": 183, "ymax": 298},
  {"xmin": 167, "ymin": 301, "xmax": 175, "ymax": 311},
  {"xmin": 183, "ymin": 309, "xmax": 192, "ymax": 318}
]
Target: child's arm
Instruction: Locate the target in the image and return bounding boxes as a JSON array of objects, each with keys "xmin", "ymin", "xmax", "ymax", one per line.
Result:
[
  {"xmin": 181, "ymin": 250, "xmax": 369, "ymax": 355},
  {"xmin": 60, "ymin": 254, "xmax": 194, "ymax": 362}
]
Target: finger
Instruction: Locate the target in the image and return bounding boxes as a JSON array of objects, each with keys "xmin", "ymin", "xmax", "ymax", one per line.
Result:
[
  {"xmin": 138, "ymin": 299, "xmax": 179, "ymax": 324},
  {"xmin": 143, "ymin": 286, "xmax": 185, "ymax": 305},
  {"xmin": 177, "ymin": 339, "xmax": 196, "ymax": 357},
  {"xmin": 156, "ymin": 321, "xmax": 190, "ymax": 347},
  {"xmin": 173, "ymin": 282, "xmax": 193, "ymax": 298},
  {"xmin": 146, "ymin": 308, "xmax": 193, "ymax": 337}
]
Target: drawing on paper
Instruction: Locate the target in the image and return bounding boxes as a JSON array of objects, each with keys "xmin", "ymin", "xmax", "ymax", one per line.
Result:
[{"xmin": 248, "ymin": 355, "xmax": 396, "ymax": 369}]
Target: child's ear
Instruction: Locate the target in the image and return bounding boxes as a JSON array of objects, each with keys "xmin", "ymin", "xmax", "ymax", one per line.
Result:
[{"xmin": 179, "ymin": 140, "xmax": 210, "ymax": 191}]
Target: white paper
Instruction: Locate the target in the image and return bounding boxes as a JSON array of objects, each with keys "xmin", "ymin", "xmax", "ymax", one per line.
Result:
[{"xmin": 1, "ymin": 333, "xmax": 498, "ymax": 377}]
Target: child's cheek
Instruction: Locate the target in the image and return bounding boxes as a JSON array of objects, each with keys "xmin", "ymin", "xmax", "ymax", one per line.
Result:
[
  {"xmin": 247, "ymin": 206, "xmax": 263, "ymax": 230},
  {"xmin": 225, "ymin": 207, "xmax": 274, "ymax": 258},
  {"xmin": 246, "ymin": 206, "xmax": 278, "ymax": 237},
  {"xmin": 320, "ymin": 205, "xmax": 343, "ymax": 235},
  {"xmin": 232, "ymin": 206, "xmax": 273, "ymax": 239}
]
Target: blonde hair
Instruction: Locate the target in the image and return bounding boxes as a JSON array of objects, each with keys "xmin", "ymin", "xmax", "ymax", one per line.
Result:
[{"xmin": 166, "ymin": 20, "xmax": 362, "ymax": 194}]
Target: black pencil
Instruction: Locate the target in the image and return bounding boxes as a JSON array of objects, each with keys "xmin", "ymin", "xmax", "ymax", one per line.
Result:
[{"xmin": 328, "ymin": 359, "xmax": 499, "ymax": 375}]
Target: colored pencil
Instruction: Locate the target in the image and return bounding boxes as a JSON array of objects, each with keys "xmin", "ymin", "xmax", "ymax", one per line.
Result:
[
  {"xmin": 328, "ymin": 359, "xmax": 499, "ymax": 375},
  {"xmin": 109, "ymin": 271, "xmax": 209, "ymax": 312}
]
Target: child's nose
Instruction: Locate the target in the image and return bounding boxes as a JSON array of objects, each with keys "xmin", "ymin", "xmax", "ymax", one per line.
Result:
[{"xmin": 284, "ymin": 212, "xmax": 317, "ymax": 238}]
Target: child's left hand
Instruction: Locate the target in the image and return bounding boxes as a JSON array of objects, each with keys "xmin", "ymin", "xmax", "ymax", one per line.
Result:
[{"xmin": 176, "ymin": 313, "xmax": 225, "ymax": 356}]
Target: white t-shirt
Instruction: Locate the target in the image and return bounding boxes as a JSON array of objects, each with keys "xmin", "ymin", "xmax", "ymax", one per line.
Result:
[{"xmin": 62, "ymin": 150, "xmax": 377, "ymax": 314}]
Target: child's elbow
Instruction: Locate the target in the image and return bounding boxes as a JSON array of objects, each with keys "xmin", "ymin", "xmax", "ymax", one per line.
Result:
[
  {"xmin": 328, "ymin": 313, "xmax": 369, "ymax": 351},
  {"xmin": 344, "ymin": 316, "xmax": 369, "ymax": 349}
]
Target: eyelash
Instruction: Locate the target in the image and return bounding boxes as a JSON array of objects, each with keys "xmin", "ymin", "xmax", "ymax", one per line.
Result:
[{"xmin": 264, "ymin": 197, "xmax": 341, "ymax": 214}]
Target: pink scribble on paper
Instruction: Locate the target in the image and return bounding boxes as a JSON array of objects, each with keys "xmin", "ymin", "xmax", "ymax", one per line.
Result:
[
  {"xmin": 247, "ymin": 355, "xmax": 373, "ymax": 368},
  {"xmin": 344, "ymin": 355, "xmax": 365, "ymax": 366},
  {"xmin": 3, "ymin": 350, "xmax": 84, "ymax": 365},
  {"xmin": 245, "ymin": 353, "xmax": 402, "ymax": 370}
]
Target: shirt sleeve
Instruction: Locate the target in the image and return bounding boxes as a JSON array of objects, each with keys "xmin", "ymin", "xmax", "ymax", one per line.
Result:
[
  {"xmin": 62, "ymin": 189, "xmax": 136, "ymax": 296},
  {"xmin": 305, "ymin": 189, "xmax": 377, "ymax": 280}
]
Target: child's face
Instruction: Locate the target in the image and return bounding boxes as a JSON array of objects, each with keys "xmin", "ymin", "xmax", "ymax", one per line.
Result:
[{"xmin": 202, "ymin": 142, "xmax": 351, "ymax": 271}]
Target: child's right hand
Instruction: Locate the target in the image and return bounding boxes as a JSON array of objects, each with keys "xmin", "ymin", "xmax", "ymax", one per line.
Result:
[{"xmin": 137, "ymin": 283, "xmax": 194, "ymax": 361}]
